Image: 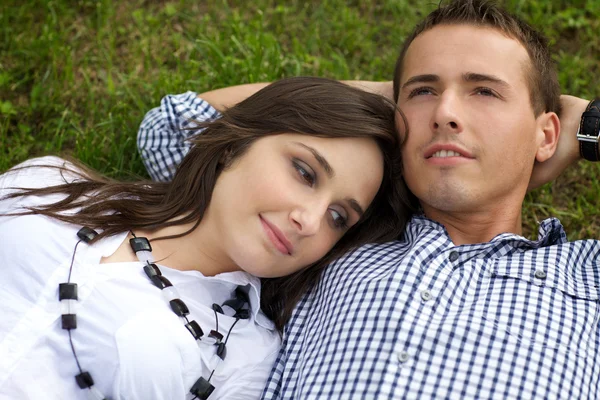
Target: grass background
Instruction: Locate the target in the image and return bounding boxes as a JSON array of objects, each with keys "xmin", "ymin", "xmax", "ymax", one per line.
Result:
[{"xmin": 1, "ymin": 0, "xmax": 599, "ymax": 239}]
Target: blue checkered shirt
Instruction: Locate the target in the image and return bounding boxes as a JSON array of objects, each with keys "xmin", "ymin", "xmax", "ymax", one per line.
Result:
[
  {"xmin": 138, "ymin": 92, "xmax": 600, "ymax": 399},
  {"xmin": 137, "ymin": 91, "xmax": 221, "ymax": 181}
]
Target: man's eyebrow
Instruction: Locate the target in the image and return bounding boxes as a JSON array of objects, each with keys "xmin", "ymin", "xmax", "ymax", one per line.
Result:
[
  {"xmin": 401, "ymin": 74, "xmax": 439, "ymax": 89},
  {"xmin": 294, "ymin": 142, "xmax": 334, "ymax": 178},
  {"xmin": 463, "ymin": 72, "xmax": 510, "ymax": 89},
  {"xmin": 401, "ymin": 73, "xmax": 511, "ymax": 90}
]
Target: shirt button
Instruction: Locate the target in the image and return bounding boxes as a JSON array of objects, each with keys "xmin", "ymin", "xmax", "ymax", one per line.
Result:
[
  {"xmin": 420, "ymin": 290, "xmax": 432, "ymax": 302},
  {"xmin": 398, "ymin": 351, "xmax": 409, "ymax": 362},
  {"xmin": 534, "ymin": 269, "xmax": 547, "ymax": 279},
  {"xmin": 449, "ymin": 251, "xmax": 459, "ymax": 262}
]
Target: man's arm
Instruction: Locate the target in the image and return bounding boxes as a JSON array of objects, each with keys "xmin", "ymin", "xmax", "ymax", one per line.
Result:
[
  {"xmin": 138, "ymin": 82, "xmax": 588, "ymax": 187},
  {"xmin": 197, "ymin": 83, "xmax": 585, "ymax": 187},
  {"xmin": 198, "ymin": 83, "xmax": 271, "ymax": 112},
  {"xmin": 197, "ymin": 80, "xmax": 394, "ymax": 112},
  {"xmin": 137, "ymin": 92, "xmax": 221, "ymax": 181}
]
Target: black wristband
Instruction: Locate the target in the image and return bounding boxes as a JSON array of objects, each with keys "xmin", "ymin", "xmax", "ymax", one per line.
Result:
[{"xmin": 577, "ymin": 99, "xmax": 600, "ymax": 162}]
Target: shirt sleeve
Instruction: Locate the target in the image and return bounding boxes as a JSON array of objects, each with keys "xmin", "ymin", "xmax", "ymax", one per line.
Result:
[
  {"xmin": 137, "ymin": 91, "xmax": 222, "ymax": 182},
  {"xmin": 260, "ymin": 291, "xmax": 313, "ymax": 399},
  {"xmin": 259, "ymin": 345, "xmax": 288, "ymax": 399},
  {"xmin": 0, "ymin": 156, "xmax": 82, "ymax": 201}
]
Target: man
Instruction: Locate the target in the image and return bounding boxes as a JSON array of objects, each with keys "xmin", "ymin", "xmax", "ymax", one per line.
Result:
[{"xmin": 138, "ymin": 1, "xmax": 599, "ymax": 398}]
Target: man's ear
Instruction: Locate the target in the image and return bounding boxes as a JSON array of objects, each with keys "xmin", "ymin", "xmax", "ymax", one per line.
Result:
[{"xmin": 535, "ymin": 112, "xmax": 560, "ymax": 162}]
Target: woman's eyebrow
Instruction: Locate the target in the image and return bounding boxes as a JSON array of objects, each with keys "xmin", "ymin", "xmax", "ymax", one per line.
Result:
[
  {"xmin": 292, "ymin": 142, "xmax": 366, "ymax": 217},
  {"xmin": 293, "ymin": 142, "xmax": 334, "ymax": 178},
  {"xmin": 347, "ymin": 198, "xmax": 365, "ymax": 217}
]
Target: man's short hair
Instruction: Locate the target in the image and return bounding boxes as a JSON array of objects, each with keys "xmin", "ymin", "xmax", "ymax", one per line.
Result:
[{"xmin": 392, "ymin": 0, "xmax": 561, "ymax": 116}]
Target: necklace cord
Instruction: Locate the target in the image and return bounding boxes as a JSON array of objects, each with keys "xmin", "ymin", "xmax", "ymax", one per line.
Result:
[
  {"xmin": 130, "ymin": 231, "xmax": 248, "ymax": 399},
  {"xmin": 67, "ymin": 239, "xmax": 82, "ymax": 282},
  {"xmin": 62, "ymin": 228, "xmax": 248, "ymax": 400},
  {"xmin": 66, "ymin": 239, "xmax": 83, "ymax": 372},
  {"xmin": 224, "ymin": 317, "xmax": 241, "ymax": 346},
  {"xmin": 213, "ymin": 308, "xmax": 219, "ymax": 332},
  {"xmin": 61, "ymin": 228, "xmax": 110, "ymax": 399}
]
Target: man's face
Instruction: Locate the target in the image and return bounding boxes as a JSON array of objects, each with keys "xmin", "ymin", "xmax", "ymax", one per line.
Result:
[{"xmin": 397, "ymin": 24, "xmax": 546, "ymax": 217}]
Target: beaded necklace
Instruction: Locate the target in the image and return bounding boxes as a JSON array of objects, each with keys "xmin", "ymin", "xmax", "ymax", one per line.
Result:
[{"xmin": 59, "ymin": 227, "xmax": 250, "ymax": 400}]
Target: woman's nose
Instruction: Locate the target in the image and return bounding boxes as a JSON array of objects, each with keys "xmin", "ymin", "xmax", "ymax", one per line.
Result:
[{"xmin": 289, "ymin": 203, "xmax": 325, "ymax": 236}]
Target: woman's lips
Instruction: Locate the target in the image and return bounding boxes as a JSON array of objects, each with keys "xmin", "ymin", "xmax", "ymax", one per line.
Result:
[{"xmin": 260, "ymin": 216, "xmax": 293, "ymax": 255}]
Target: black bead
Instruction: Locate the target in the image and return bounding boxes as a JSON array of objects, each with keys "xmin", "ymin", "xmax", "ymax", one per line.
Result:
[
  {"xmin": 58, "ymin": 283, "xmax": 78, "ymax": 300},
  {"xmin": 190, "ymin": 376, "xmax": 215, "ymax": 399},
  {"xmin": 212, "ymin": 303, "xmax": 224, "ymax": 314},
  {"xmin": 216, "ymin": 342, "xmax": 227, "ymax": 360},
  {"xmin": 75, "ymin": 371, "xmax": 94, "ymax": 388},
  {"xmin": 235, "ymin": 286, "xmax": 250, "ymax": 303},
  {"xmin": 223, "ymin": 297, "xmax": 245, "ymax": 312},
  {"xmin": 77, "ymin": 227, "xmax": 98, "ymax": 243},
  {"xmin": 235, "ymin": 309, "xmax": 250, "ymax": 320},
  {"xmin": 185, "ymin": 320, "xmax": 204, "ymax": 339},
  {"xmin": 169, "ymin": 299, "xmax": 190, "ymax": 316},
  {"xmin": 143, "ymin": 263, "xmax": 161, "ymax": 279},
  {"xmin": 61, "ymin": 314, "xmax": 77, "ymax": 330},
  {"xmin": 223, "ymin": 287, "xmax": 250, "ymax": 314},
  {"xmin": 208, "ymin": 330, "xmax": 223, "ymax": 343},
  {"xmin": 150, "ymin": 275, "xmax": 172, "ymax": 289},
  {"xmin": 129, "ymin": 237, "xmax": 152, "ymax": 253}
]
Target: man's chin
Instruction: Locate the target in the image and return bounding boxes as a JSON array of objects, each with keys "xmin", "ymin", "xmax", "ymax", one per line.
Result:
[{"xmin": 419, "ymin": 184, "xmax": 477, "ymax": 214}]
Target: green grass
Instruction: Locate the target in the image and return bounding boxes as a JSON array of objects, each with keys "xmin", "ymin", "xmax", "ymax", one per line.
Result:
[{"xmin": 1, "ymin": 0, "xmax": 599, "ymax": 239}]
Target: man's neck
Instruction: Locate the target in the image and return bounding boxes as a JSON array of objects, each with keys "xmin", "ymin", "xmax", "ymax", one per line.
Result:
[{"xmin": 422, "ymin": 204, "xmax": 524, "ymax": 246}]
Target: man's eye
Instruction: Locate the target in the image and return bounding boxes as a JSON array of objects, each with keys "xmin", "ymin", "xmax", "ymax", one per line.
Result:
[
  {"xmin": 408, "ymin": 87, "xmax": 434, "ymax": 98},
  {"xmin": 329, "ymin": 208, "xmax": 348, "ymax": 230},
  {"xmin": 293, "ymin": 160, "xmax": 315, "ymax": 187},
  {"xmin": 475, "ymin": 87, "xmax": 497, "ymax": 97}
]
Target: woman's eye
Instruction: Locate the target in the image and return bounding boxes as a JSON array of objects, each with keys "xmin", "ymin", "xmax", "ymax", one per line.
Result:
[
  {"xmin": 293, "ymin": 160, "xmax": 315, "ymax": 187},
  {"xmin": 329, "ymin": 208, "xmax": 348, "ymax": 230}
]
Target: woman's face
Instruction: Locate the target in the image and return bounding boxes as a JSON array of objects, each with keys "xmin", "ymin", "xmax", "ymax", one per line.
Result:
[{"xmin": 203, "ymin": 133, "xmax": 384, "ymax": 278}]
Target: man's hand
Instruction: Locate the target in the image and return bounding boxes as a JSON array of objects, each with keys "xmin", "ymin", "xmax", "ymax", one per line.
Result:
[{"xmin": 528, "ymin": 95, "xmax": 588, "ymax": 190}]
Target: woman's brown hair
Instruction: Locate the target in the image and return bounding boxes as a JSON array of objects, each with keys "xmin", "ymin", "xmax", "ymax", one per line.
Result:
[{"xmin": 2, "ymin": 77, "xmax": 418, "ymax": 331}]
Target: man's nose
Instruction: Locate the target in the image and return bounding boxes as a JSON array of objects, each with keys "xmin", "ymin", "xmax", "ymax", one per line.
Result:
[{"xmin": 430, "ymin": 92, "xmax": 463, "ymax": 134}]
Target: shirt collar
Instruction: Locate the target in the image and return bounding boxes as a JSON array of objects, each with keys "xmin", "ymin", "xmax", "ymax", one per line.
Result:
[
  {"xmin": 210, "ymin": 271, "xmax": 276, "ymax": 331},
  {"xmin": 91, "ymin": 232, "xmax": 277, "ymax": 331},
  {"xmin": 406, "ymin": 214, "xmax": 567, "ymax": 249}
]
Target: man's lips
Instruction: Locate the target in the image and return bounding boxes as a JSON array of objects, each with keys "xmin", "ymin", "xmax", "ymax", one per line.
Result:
[
  {"xmin": 260, "ymin": 216, "xmax": 293, "ymax": 255},
  {"xmin": 423, "ymin": 143, "xmax": 474, "ymax": 159}
]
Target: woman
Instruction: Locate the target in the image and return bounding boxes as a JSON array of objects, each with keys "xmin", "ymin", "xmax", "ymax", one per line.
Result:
[{"xmin": 0, "ymin": 77, "xmax": 415, "ymax": 400}]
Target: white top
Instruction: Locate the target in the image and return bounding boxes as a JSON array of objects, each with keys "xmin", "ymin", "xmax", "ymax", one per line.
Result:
[{"xmin": 0, "ymin": 157, "xmax": 281, "ymax": 400}]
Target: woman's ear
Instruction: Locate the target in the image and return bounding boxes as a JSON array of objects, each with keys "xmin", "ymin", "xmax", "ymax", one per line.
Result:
[
  {"xmin": 535, "ymin": 111, "xmax": 560, "ymax": 163},
  {"xmin": 219, "ymin": 148, "xmax": 234, "ymax": 167}
]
